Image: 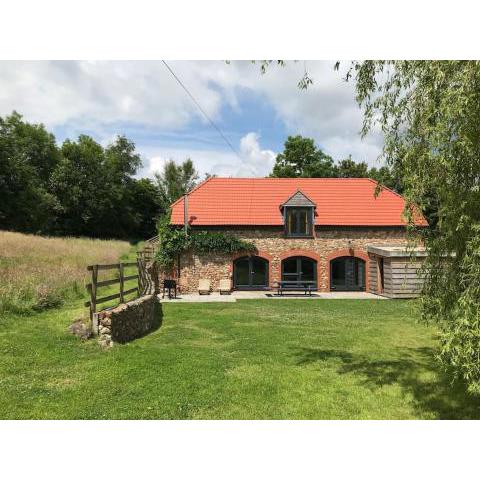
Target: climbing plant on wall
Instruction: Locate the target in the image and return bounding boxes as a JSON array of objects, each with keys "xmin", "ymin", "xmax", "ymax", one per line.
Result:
[{"xmin": 155, "ymin": 217, "xmax": 256, "ymax": 270}]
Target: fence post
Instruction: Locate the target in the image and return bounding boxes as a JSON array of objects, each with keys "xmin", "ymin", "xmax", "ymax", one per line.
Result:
[
  {"xmin": 90, "ymin": 265, "xmax": 98, "ymax": 334},
  {"xmin": 119, "ymin": 263, "xmax": 125, "ymax": 304},
  {"xmin": 136, "ymin": 257, "xmax": 142, "ymax": 296}
]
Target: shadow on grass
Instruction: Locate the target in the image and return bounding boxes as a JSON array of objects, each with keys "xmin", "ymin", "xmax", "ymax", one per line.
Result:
[
  {"xmin": 295, "ymin": 347, "xmax": 480, "ymax": 419},
  {"xmin": 111, "ymin": 300, "xmax": 163, "ymax": 344}
]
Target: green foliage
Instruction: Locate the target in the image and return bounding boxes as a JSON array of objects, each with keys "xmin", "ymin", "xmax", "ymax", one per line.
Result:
[
  {"xmin": 155, "ymin": 158, "xmax": 199, "ymax": 212},
  {"xmin": 155, "ymin": 217, "xmax": 191, "ymax": 269},
  {"xmin": 156, "ymin": 218, "xmax": 256, "ymax": 270},
  {"xmin": 270, "ymin": 135, "xmax": 401, "ymax": 191},
  {"xmin": 0, "ymin": 112, "xmax": 60, "ymax": 232},
  {"xmin": 0, "ymin": 112, "xmax": 165, "ymax": 239},
  {"xmin": 349, "ymin": 60, "xmax": 480, "ymax": 392},
  {"xmin": 190, "ymin": 231, "xmax": 256, "ymax": 254},
  {"xmin": 271, "ymin": 135, "xmax": 337, "ymax": 178}
]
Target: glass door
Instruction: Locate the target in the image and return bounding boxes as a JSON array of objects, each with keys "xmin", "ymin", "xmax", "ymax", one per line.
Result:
[
  {"xmin": 234, "ymin": 256, "xmax": 268, "ymax": 289},
  {"xmin": 330, "ymin": 257, "xmax": 366, "ymax": 291},
  {"xmin": 281, "ymin": 256, "xmax": 317, "ymax": 286}
]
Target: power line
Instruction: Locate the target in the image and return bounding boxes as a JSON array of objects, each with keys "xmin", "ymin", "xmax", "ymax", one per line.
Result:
[{"xmin": 161, "ymin": 60, "xmax": 240, "ymax": 158}]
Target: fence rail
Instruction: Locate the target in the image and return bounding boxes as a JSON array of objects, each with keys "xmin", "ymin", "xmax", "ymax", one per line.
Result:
[{"xmin": 85, "ymin": 261, "xmax": 144, "ymax": 321}]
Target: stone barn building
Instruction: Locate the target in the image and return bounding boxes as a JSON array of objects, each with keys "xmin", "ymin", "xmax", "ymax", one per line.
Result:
[{"xmin": 167, "ymin": 177, "xmax": 428, "ymax": 296}]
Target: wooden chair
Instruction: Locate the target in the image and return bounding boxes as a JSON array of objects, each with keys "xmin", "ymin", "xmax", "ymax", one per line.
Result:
[
  {"xmin": 162, "ymin": 279, "xmax": 177, "ymax": 299},
  {"xmin": 198, "ymin": 279, "xmax": 211, "ymax": 295},
  {"xmin": 219, "ymin": 278, "xmax": 232, "ymax": 295}
]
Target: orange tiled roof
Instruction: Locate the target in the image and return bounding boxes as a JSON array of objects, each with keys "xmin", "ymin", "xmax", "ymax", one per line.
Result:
[{"xmin": 170, "ymin": 177, "xmax": 428, "ymax": 227}]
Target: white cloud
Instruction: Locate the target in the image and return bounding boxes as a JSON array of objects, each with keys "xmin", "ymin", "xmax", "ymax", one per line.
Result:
[
  {"xmin": 224, "ymin": 61, "xmax": 384, "ymax": 166},
  {"xmin": 0, "ymin": 61, "xmax": 226, "ymax": 130},
  {"xmin": 0, "ymin": 60, "xmax": 385, "ymax": 173},
  {"xmin": 143, "ymin": 132, "xmax": 276, "ymax": 178}
]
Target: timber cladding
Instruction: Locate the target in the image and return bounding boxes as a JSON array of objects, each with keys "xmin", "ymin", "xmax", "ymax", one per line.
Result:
[{"xmin": 367, "ymin": 246, "xmax": 426, "ymax": 298}]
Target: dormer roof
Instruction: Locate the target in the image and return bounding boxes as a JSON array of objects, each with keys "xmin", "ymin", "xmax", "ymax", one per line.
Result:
[{"xmin": 280, "ymin": 190, "xmax": 316, "ymax": 208}]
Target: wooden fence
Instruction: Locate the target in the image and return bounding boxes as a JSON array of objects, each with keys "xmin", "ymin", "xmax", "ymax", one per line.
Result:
[{"xmin": 85, "ymin": 259, "xmax": 152, "ymax": 321}]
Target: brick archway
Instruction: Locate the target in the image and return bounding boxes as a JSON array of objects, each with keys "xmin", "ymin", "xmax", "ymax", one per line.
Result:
[
  {"xmin": 230, "ymin": 250, "xmax": 274, "ymax": 288},
  {"xmin": 279, "ymin": 249, "xmax": 321, "ymax": 287},
  {"xmin": 279, "ymin": 249, "xmax": 321, "ymax": 263},
  {"xmin": 325, "ymin": 248, "xmax": 369, "ymax": 291}
]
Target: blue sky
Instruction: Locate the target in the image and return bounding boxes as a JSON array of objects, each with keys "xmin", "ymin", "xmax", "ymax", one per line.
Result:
[{"xmin": 0, "ymin": 61, "xmax": 384, "ymax": 178}]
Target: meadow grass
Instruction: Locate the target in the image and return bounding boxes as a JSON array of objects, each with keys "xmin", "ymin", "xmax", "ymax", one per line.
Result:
[{"xmin": 0, "ymin": 231, "xmax": 132, "ymax": 314}]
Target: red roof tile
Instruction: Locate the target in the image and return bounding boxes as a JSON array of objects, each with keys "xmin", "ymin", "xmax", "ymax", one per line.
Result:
[{"xmin": 170, "ymin": 177, "xmax": 428, "ymax": 227}]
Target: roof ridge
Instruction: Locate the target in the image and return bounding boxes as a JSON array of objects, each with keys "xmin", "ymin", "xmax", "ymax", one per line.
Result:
[{"xmin": 194, "ymin": 177, "xmax": 376, "ymax": 180}]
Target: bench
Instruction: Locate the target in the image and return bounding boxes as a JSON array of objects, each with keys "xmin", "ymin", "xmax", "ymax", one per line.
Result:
[{"xmin": 276, "ymin": 281, "xmax": 316, "ymax": 296}]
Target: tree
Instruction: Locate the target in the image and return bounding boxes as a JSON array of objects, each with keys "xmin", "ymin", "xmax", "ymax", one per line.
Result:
[
  {"xmin": 50, "ymin": 135, "xmax": 110, "ymax": 237},
  {"xmin": 50, "ymin": 134, "xmax": 159, "ymax": 238},
  {"xmin": 368, "ymin": 166, "xmax": 401, "ymax": 192},
  {"xmin": 0, "ymin": 112, "xmax": 60, "ymax": 233},
  {"xmin": 349, "ymin": 61, "xmax": 480, "ymax": 393},
  {"xmin": 336, "ymin": 156, "xmax": 369, "ymax": 178},
  {"xmin": 0, "ymin": 111, "xmax": 163, "ymax": 240},
  {"xmin": 271, "ymin": 135, "xmax": 337, "ymax": 178},
  {"xmin": 123, "ymin": 178, "xmax": 164, "ymax": 240},
  {"xmin": 155, "ymin": 158, "xmax": 199, "ymax": 211},
  {"xmin": 270, "ymin": 135, "xmax": 401, "ymax": 192}
]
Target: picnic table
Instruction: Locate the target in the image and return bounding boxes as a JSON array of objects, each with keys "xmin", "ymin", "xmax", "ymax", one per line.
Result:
[{"xmin": 276, "ymin": 280, "xmax": 316, "ymax": 296}]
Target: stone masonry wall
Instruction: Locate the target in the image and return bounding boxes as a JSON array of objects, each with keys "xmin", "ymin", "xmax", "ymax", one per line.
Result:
[
  {"xmin": 96, "ymin": 294, "xmax": 162, "ymax": 347},
  {"xmin": 169, "ymin": 226, "xmax": 410, "ymax": 294}
]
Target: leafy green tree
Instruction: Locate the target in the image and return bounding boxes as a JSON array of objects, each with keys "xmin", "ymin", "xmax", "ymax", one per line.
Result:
[
  {"xmin": 270, "ymin": 135, "xmax": 401, "ymax": 192},
  {"xmin": 50, "ymin": 135, "xmax": 109, "ymax": 236},
  {"xmin": 105, "ymin": 135, "xmax": 142, "ymax": 184},
  {"xmin": 0, "ymin": 112, "xmax": 163, "ymax": 240},
  {"xmin": 0, "ymin": 112, "xmax": 60, "ymax": 232},
  {"xmin": 336, "ymin": 156, "xmax": 369, "ymax": 178},
  {"xmin": 349, "ymin": 60, "xmax": 480, "ymax": 392},
  {"xmin": 271, "ymin": 135, "xmax": 337, "ymax": 178},
  {"xmin": 155, "ymin": 158, "xmax": 199, "ymax": 211},
  {"xmin": 124, "ymin": 178, "xmax": 164, "ymax": 240},
  {"xmin": 51, "ymin": 134, "xmax": 162, "ymax": 239}
]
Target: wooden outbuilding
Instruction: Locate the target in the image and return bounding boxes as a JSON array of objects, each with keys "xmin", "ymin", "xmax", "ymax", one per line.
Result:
[{"xmin": 367, "ymin": 245, "xmax": 427, "ymax": 298}]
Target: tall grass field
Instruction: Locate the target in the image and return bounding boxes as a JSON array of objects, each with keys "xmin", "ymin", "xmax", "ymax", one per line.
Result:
[{"xmin": 0, "ymin": 231, "xmax": 131, "ymax": 314}]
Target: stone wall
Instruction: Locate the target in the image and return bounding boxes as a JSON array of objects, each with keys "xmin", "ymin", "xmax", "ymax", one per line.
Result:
[
  {"xmin": 166, "ymin": 226, "xmax": 411, "ymax": 293},
  {"xmin": 96, "ymin": 294, "xmax": 162, "ymax": 347}
]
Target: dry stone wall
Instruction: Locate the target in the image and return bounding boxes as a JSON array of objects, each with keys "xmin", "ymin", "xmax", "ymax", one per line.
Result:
[{"xmin": 96, "ymin": 294, "xmax": 162, "ymax": 347}]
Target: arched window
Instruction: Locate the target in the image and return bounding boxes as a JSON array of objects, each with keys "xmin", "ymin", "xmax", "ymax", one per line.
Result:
[
  {"xmin": 281, "ymin": 256, "xmax": 317, "ymax": 286},
  {"xmin": 330, "ymin": 256, "xmax": 366, "ymax": 291},
  {"xmin": 233, "ymin": 256, "xmax": 269, "ymax": 289}
]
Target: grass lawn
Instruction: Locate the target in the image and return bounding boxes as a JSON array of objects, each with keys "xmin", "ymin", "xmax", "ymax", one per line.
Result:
[{"xmin": 1, "ymin": 298, "xmax": 480, "ymax": 419}]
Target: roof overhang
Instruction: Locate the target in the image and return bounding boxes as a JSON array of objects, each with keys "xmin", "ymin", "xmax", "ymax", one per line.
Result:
[{"xmin": 367, "ymin": 245, "xmax": 428, "ymax": 258}]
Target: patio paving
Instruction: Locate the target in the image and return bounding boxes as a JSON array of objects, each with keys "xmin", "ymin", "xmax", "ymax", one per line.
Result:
[{"xmin": 159, "ymin": 290, "xmax": 386, "ymax": 303}]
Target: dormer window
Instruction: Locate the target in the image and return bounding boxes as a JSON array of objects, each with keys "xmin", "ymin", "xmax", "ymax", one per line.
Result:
[
  {"xmin": 281, "ymin": 190, "xmax": 316, "ymax": 238},
  {"xmin": 285, "ymin": 207, "xmax": 313, "ymax": 236}
]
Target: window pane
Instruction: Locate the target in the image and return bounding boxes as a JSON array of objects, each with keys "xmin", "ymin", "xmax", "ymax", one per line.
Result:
[
  {"xmin": 299, "ymin": 210, "xmax": 307, "ymax": 234},
  {"xmin": 285, "ymin": 208, "xmax": 312, "ymax": 236},
  {"xmin": 283, "ymin": 257, "xmax": 297, "ymax": 274},
  {"xmin": 251, "ymin": 257, "xmax": 267, "ymax": 286},
  {"xmin": 301, "ymin": 258, "xmax": 315, "ymax": 281},
  {"xmin": 331, "ymin": 259, "xmax": 346, "ymax": 286},
  {"xmin": 235, "ymin": 258, "xmax": 250, "ymax": 286}
]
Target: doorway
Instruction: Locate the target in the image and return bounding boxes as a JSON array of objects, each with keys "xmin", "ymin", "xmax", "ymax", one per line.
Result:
[
  {"xmin": 330, "ymin": 256, "xmax": 366, "ymax": 291},
  {"xmin": 233, "ymin": 256, "xmax": 269, "ymax": 289}
]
